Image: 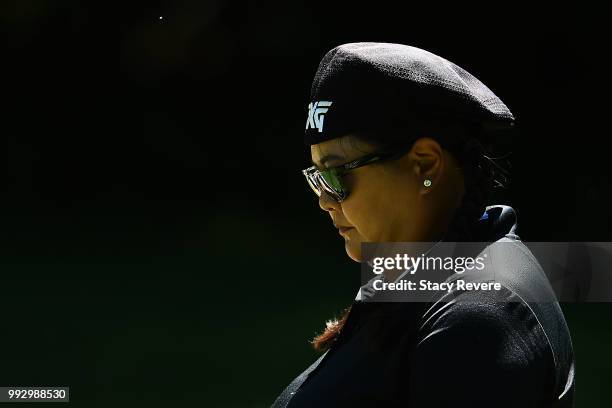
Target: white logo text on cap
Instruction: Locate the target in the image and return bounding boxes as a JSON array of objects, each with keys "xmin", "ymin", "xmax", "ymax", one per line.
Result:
[{"xmin": 306, "ymin": 101, "xmax": 333, "ymax": 133}]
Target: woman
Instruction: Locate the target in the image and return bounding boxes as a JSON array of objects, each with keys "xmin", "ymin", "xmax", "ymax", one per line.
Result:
[{"xmin": 272, "ymin": 42, "xmax": 575, "ymax": 407}]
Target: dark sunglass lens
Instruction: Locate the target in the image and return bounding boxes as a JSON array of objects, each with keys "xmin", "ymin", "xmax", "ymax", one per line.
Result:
[
  {"xmin": 319, "ymin": 170, "xmax": 347, "ymax": 202},
  {"xmin": 320, "ymin": 169, "xmax": 342, "ymax": 191}
]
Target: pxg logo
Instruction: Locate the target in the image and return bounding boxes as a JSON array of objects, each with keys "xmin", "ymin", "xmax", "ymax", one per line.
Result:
[{"xmin": 306, "ymin": 101, "xmax": 333, "ymax": 133}]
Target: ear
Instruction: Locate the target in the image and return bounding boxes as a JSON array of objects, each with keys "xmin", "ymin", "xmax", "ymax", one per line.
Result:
[{"xmin": 408, "ymin": 137, "xmax": 443, "ymax": 194}]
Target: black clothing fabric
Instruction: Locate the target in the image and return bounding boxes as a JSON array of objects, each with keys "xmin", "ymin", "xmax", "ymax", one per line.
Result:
[
  {"xmin": 271, "ymin": 205, "xmax": 575, "ymax": 407},
  {"xmin": 304, "ymin": 42, "xmax": 515, "ymax": 146}
]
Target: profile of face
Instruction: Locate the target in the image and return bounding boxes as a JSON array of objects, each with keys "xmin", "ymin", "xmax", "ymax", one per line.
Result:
[{"xmin": 310, "ymin": 134, "xmax": 465, "ymax": 262}]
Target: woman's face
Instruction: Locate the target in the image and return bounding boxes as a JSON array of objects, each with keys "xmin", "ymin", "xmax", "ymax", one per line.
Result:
[{"xmin": 310, "ymin": 134, "xmax": 460, "ymax": 262}]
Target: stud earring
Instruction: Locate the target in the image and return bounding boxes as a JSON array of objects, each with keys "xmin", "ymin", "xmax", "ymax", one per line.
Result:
[{"xmin": 423, "ymin": 179, "xmax": 432, "ymax": 187}]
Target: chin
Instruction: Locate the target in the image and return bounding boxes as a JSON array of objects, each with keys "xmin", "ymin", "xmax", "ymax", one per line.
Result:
[{"xmin": 345, "ymin": 241, "xmax": 362, "ymax": 263}]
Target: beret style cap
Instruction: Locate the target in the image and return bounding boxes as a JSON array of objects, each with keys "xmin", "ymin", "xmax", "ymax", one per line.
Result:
[{"xmin": 304, "ymin": 42, "xmax": 515, "ymax": 146}]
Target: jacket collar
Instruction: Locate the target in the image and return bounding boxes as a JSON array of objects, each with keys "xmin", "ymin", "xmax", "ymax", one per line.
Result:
[
  {"xmin": 355, "ymin": 204, "xmax": 519, "ymax": 301},
  {"xmin": 479, "ymin": 204, "xmax": 519, "ymax": 242}
]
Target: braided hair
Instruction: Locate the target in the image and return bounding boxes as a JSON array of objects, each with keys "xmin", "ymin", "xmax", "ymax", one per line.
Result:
[
  {"xmin": 441, "ymin": 136, "xmax": 510, "ymax": 242},
  {"xmin": 311, "ymin": 123, "xmax": 511, "ymax": 352}
]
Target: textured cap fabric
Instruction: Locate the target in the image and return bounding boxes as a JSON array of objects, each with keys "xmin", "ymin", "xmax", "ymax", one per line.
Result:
[{"xmin": 304, "ymin": 42, "xmax": 515, "ymax": 146}]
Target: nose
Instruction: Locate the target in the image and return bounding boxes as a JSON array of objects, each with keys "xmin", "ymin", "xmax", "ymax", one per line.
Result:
[{"xmin": 319, "ymin": 190, "xmax": 341, "ymax": 212}]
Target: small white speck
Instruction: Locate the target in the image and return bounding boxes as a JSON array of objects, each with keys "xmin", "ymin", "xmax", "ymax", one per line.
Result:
[{"xmin": 159, "ymin": 16, "xmax": 163, "ymax": 20}]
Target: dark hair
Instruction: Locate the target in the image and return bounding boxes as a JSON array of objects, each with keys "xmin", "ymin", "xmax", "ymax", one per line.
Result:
[{"xmin": 310, "ymin": 122, "xmax": 511, "ymax": 352}]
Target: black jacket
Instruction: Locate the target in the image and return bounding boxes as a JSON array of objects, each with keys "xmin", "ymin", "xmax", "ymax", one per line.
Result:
[{"xmin": 272, "ymin": 205, "xmax": 575, "ymax": 407}]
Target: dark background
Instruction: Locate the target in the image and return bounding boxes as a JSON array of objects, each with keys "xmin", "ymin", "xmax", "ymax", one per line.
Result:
[{"xmin": 1, "ymin": 1, "xmax": 611, "ymax": 406}]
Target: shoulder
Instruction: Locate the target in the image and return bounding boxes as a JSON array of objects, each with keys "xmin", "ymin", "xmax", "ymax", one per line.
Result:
[
  {"xmin": 419, "ymin": 286, "xmax": 553, "ymax": 362},
  {"xmin": 408, "ymin": 286, "xmax": 557, "ymax": 406}
]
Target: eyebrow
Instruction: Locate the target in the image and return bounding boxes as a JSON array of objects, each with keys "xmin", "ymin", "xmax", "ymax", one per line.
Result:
[{"xmin": 312, "ymin": 154, "xmax": 345, "ymax": 168}]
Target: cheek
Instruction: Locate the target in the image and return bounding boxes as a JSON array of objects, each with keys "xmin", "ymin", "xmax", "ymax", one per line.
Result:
[
  {"xmin": 340, "ymin": 199, "xmax": 369, "ymax": 235},
  {"xmin": 342, "ymin": 170, "xmax": 421, "ymax": 240},
  {"xmin": 341, "ymin": 177, "xmax": 391, "ymax": 239}
]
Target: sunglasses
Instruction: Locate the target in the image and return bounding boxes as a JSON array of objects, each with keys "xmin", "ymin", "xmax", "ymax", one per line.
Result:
[{"xmin": 302, "ymin": 143, "xmax": 414, "ymax": 203}]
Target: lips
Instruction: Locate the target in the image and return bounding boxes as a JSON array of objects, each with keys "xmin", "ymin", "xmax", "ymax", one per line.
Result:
[{"xmin": 335, "ymin": 224, "xmax": 354, "ymax": 234}]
